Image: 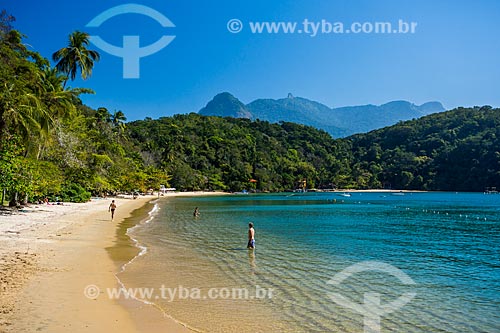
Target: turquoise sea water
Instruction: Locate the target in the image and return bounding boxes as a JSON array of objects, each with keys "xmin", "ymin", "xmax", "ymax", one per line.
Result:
[{"xmin": 122, "ymin": 192, "xmax": 500, "ymax": 332}]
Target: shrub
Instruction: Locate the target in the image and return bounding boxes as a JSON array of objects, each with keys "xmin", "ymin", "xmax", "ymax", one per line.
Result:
[{"xmin": 59, "ymin": 183, "xmax": 91, "ymax": 203}]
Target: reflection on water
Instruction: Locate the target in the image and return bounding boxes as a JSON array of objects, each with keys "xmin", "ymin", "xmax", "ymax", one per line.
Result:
[
  {"xmin": 119, "ymin": 193, "xmax": 500, "ymax": 332},
  {"xmin": 248, "ymin": 249, "xmax": 256, "ymax": 272}
]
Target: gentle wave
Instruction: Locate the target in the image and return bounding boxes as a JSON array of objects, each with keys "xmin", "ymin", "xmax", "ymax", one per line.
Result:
[{"xmin": 113, "ymin": 199, "xmax": 203, "ymax": 332}]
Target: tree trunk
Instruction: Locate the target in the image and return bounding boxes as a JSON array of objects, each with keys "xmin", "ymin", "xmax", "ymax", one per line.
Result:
[{"xmin": 9, "ymin": 191, "xmax": 18, "ymax": 207}]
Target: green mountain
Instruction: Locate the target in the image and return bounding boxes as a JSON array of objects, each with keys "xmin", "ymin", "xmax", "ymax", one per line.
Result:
[
  {"xmin": 128, "ymin": 114, "xmax": 349, "ymax": 191},
  {"xmin": 128, "ymin": 106, "xmax": 500, "ymax": 192},
  {"xmin": 349, "ymin": 105, "xmax": 500, "ymax": 191},
  {"xmin": 198, "ymin": 92, "xmax": 445, "ymax": 137}
]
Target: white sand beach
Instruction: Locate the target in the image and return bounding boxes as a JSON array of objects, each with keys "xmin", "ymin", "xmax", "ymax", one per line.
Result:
[{"xmin": 0, "ymin": 192, "xmax": 225, "ymax": 333}]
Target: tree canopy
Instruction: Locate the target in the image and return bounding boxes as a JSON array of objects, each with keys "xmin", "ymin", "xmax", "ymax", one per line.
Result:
[
  {"xmin": 127, "ymin": 107, "xmax": 500, "ymax": 192},
  {"xmin": 0, "ymin": 16, "xmax": 168, "ymax": 205},
  {"xmin": 348, "ymin": 106, "xmax": 500, "ymax": 191},
  {"xmin": 52, "ymin": 31, "xmax": 100, "ymax": 86}
]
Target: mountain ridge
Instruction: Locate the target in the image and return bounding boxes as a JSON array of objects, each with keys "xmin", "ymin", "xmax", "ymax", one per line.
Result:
[{"xmin": 199, "ymin": 92, "xmax": 445, "ymax": 137}]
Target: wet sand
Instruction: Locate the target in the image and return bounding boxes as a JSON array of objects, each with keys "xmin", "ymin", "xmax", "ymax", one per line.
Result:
[{"xmin": 0, "ymin": 194, "xmax": 211, "ymax": 333}]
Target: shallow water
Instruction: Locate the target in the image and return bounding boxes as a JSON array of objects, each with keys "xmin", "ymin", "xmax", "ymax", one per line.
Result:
[{"xmin": 120, "ymin": 192, "xmax": 500, "ymax": 332}]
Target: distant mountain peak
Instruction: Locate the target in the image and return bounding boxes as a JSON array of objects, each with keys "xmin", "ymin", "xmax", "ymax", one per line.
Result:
[
  {"xmin": 199, "ymin": 92, "xmax": 252, "ymax": 119},
  {"xmin": 419, "ymin": 101, "xmax": 445, "ymax": 114}
]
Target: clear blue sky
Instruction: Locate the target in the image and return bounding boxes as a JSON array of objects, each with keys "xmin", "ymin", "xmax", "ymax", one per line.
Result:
[{"xmin": 4, "ymin": 0, "xmax": 500, "ymax": 120}]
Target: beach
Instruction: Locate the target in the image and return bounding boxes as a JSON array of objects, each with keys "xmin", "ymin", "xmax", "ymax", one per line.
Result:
[
  {"xmin": 1, "ymin": 191, "xmax": 498, "ymax": 332},
  {"xmin": 0, "ymin": 193, "xmax": 220, "ymax": 333}
]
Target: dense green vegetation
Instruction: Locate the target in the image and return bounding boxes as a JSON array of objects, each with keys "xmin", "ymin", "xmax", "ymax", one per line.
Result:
[
  {"xmin": 128, "ymin": 107, "xmax": 500, "ymax": 192},
  {"xmin": 128, "ymin": 115, "xmax": 352, "ymax": 191},
  {"xmin": 1, "ymin": 12, "xmax": 499, "ymax": 205},
  {"xmin": 0, "ymin": 13, "xmax": 169, "ymax": 205},
  {"xmin": 349, "ymin": 106, "xmax": 500, "ymax": 191}
]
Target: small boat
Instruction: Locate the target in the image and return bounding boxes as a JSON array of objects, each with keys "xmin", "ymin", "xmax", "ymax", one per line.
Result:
[
  {"xmin": 391, "ymin": 191, "xmax": 405, "ymax": 196},
  {"xmin": 233, "ymin": 190, "xmax": 249, "ymax": 195},
  {"xmin": 338, "ymin": 192, "xmax": 351, "ymax": 197}
]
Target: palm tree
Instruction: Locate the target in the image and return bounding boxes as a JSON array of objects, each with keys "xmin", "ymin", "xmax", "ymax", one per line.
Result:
[
  {"xmin": 96, "ymin": 107, "xmax": 111, "ymax": 124},
  {"xmin": 52, "ymin": 31, "xmax": 100, "ymax": 87},
  {"xmin": 0, "ymin": 83, "xmax": 46, "ymax": 141},
  {"xmin": 41, "ymin": 67, "xmax": 66, "ymax": 92},
  {"xmin": 112, "ymin": 110, "xmax": 127, "ymax": 132}
]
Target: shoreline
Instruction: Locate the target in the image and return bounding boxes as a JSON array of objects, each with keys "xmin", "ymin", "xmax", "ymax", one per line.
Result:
[
  {"xmin": 108, "ymin": 198, "xmax": 194, "ymax": 333},
  {"xmin": 108, "ymin": 191, "xmax": 498, "ymax": 332},
  {"xmin": 3, "ymin": 191, "xmax": 493, "ymax": 332},
  {"xmin": 112, "ymin": 193, "xmax": 283, "ymax": 332},
  {"xmin": 331, "ymin": 189, "xmax": 428, "ymax": 192},
  {"xmin": 0, "ymin": 196, "xmax": 155, "ymax": 332},
  {"xmin": 110, "ymin": 199, "xmax": 201, "ymax": 333},
  {"xmin": 0, "ymin": 191, "xmax": 227, "ymax": 333}
]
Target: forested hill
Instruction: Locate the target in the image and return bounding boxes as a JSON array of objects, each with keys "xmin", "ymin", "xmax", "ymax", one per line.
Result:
[
  {"xmin": 348, "ymin": 106, "xmax": 500, "ymax": 191},
  {"xmin": 127, "ymin": 114, "xmax": 352, "ymax": 191},
  {"xmin": 128, "ymin": 106, "xmax": 500, "ymax": 192}
]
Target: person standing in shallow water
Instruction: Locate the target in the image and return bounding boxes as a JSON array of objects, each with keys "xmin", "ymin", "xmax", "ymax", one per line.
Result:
[
  {"xmin": 108, "ymin": 200, "xmax": 117, "ymax": 220},
  {"xmin": 247, "ymin": 222, "xmax": 255, "ymax": 249}
]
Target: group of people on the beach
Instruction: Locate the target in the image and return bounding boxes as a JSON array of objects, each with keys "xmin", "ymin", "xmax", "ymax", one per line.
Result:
[
  {"xmin": 38, "ymin": 197, "xmax": 64, "ymax": 205},
  {"xmin": 108, "ymin": 202, "xmax": 256, "ymax": 249}
]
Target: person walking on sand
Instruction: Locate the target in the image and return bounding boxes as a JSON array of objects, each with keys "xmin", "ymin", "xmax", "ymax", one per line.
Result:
[
  {"xmin": 247, "ymin": 222, "xmax": 255, "ymax": 249},
  {"xmin": 109, "ymin": 200, "xmax": 117, "ymax": 220}
]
